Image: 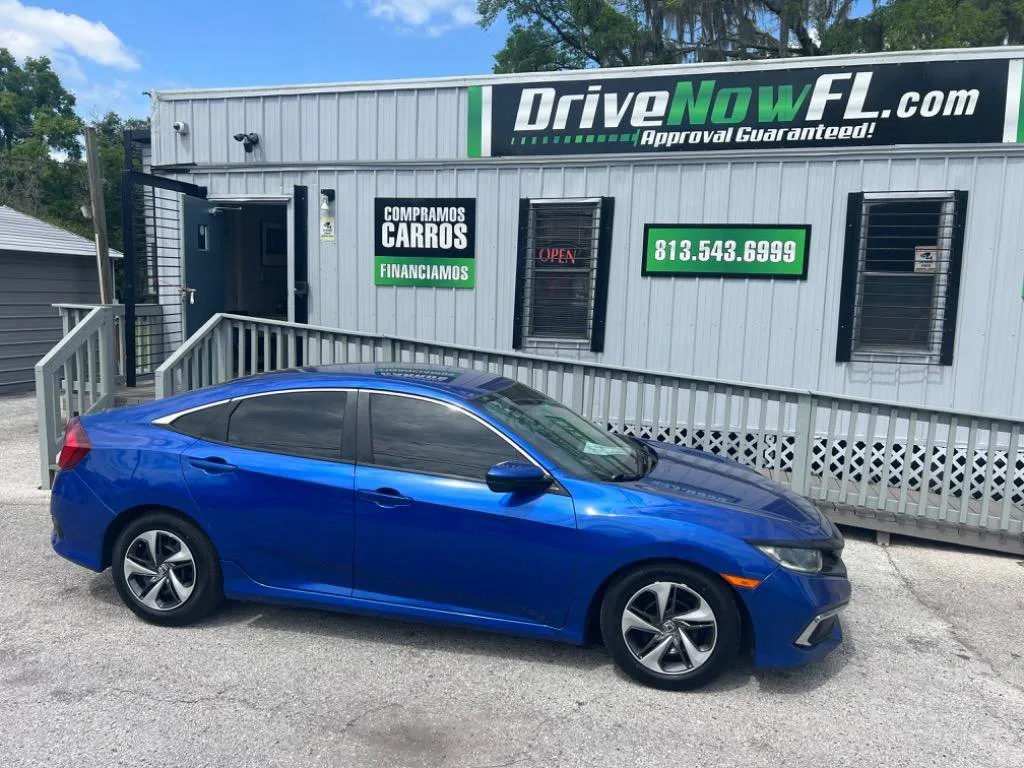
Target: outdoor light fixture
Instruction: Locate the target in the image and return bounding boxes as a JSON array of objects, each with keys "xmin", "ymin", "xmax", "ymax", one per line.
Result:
[
  {"xmin": 232, "ymin": 132, "xmax": 260, "ymax": 153},
  {"xmin": 320, "ymin": 189, "xmax": 335, "ymax": 211}
]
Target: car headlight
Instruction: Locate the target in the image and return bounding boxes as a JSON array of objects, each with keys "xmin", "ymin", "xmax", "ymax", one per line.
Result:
[{"xmin": 755, "ymin": 545, "xmax": 823, "ymax": 574}]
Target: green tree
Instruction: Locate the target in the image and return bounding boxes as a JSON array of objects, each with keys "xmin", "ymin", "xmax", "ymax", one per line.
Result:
[
  {"xmin": 92, "ymin": 111, "xmax": 150, "ymax": 252},
  {"xmin": 0, "ymin": 50, "xmax": 148, "ymax": 250},
  {"xmin": 478, "ymin": 1, "xmax": 863, "ymax": 72},
  {"xmin": 0, "ymin": 50, "xmax": 86, "ymax": 233},
  {"xmin": 480, "ymin": 0, "xmax": 1024, "ymax": 72},
  {"xmin": 822, "ymin": 0, "xmax": 1024, "ymax": 53},
  {"xmin": 0, "ymin": 49, "xmax": 82, "ymax": 156}
]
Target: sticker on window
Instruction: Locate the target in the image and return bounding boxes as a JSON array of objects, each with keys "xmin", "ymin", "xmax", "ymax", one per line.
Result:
[
  {"xmin": 914, "ymin": 245, "xmax": 939, "ymax": 273},
  {"xmin": 583, "ymin": 441, "xmax": 630, "ymax": 456}
]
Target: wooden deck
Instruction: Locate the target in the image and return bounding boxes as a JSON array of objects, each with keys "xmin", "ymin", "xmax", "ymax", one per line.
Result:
[
  {"xmin": 765, "ymin": 469, "xmax": 1024, "ymax": 555},
  {"xmin": 113, "ymin": 377, "xmax": 156, "ymax": 408}
]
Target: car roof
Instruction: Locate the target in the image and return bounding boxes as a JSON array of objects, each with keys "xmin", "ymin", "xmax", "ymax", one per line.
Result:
[
  {"xmin": 295, "ymin": 362, "xmax": 517, "ymax": 398},
  {"xmin": 102, "ymin": 364, "xmax": 523, "ymax": 424},
  {"xmin": 174, "ymin": 363, "xmax": 518, "ymax": 404}
]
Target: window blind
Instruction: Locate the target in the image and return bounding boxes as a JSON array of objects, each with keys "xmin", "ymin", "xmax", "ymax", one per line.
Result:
[
  {"xmin": 837, "ymin": 191, "xmax": 967, "ymax": 365},
  {"xmin": 513, "ymin": 198, "xmax": 613, "ymax": 352}
]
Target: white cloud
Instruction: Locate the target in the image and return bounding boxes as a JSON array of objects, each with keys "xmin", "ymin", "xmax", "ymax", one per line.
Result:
[
  {"xmin": 0, "ymin": 1, "xmax": 139, "ymax": 70},
  {"xmin": 367, "ymin": 0, "xmax": 477, "ymax": 34}
]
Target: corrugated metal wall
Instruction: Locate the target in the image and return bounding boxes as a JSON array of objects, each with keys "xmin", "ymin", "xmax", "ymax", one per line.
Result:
[
  {"xmin": 152, "ymin": 86, "xmax": 1024, "ymax": 419},
  {"xmin": 153, "ymin": 88, "xmax": 469, "ymax": 167}
]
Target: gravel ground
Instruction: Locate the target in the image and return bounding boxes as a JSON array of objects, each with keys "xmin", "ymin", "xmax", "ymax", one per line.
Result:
[{"xmin": 1, "ymin": 392, "xmax": 1022, "ymax": 768}]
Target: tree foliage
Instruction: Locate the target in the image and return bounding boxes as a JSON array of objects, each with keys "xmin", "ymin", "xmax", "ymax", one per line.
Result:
[
  {"xmin": 0, "ymin": 50, "xmax": 147, "ymax": 250},
  {"xmin": 91, "ymin": 111, "xmax": 150, "ymax": 252},
  {"xmin": 823, "ymin": 0, "xmax": 1024, "ymax": 53},
  {"xmin": 480, "ymin": 0, "xmax": 1024, "ymax": 72}
]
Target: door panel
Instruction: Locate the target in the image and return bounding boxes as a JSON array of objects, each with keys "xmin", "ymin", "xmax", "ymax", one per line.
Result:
[
  {"xmin": 352, "ymin": 391, "xmax": 578, "ymax": 627},
  {"xmin": 354, "ymin": 465, "xmax": 577, "ymax": 626},
  {"xmin": 183, "ymin": 196, "xmax": 228, "ymax": 336},
  {"xmin": 182, "ymin": 441, "xmax": 355, "ymax": 594}
]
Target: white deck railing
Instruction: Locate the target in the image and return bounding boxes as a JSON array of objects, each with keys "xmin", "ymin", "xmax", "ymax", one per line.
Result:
[
  {"xmin": 35, "ymin": 305, "xmax": 122, "ymax": 488},
  {"xmin": 56, "ymin": 302, "xmax": 166, "ymax": 381},
  {"xmin": 154, "ymin": 313, "xmax": 1024, "ymax": 555}
]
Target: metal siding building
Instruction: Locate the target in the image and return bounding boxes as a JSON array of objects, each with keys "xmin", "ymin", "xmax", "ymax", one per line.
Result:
[
  {"xmin": 0, "ymin": 206, "xmax": 118, "ymax": 394},
  {"xmin": 148, "ymin": 48, "xmax": 1024, "ymax": 419}
]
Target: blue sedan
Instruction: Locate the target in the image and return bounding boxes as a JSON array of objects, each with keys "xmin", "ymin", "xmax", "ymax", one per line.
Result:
[{"xmin": 50, "ymin": 364, "xmax": 850, "ymax": 690}]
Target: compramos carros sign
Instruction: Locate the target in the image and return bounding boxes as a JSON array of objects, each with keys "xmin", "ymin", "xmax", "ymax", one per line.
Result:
[
  {"xmin": 374, "ymin": 198, "xmax": 476, "ymax": 288},
  {"xmin": 467, "ymin": 58, "xmax": 1024, "ymax": 157}
]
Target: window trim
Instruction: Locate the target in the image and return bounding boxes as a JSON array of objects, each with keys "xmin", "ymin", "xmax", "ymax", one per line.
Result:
[
  {"xmin": 836, "ymin": 190, "xmax": 967, "ymax": 366},
  {"xmin": 154, "ymin": 388, "xmax": 357, "ymax": 464},
  {"xmin": 355, "ymin": 389, "xmax": 562, "ymax": 490},
  {"xmin": 152, "ymin": 397, "xmax": 233, "ymax": 427}
]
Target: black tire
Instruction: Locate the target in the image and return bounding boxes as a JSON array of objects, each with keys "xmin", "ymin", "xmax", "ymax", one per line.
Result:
[
  {"xmin": 600, "ymin": 562, "xmax": 741, "ymax": 691},
  {"xmin": 111, "ymin": 510, "xmax": 224, "ymax": 626}
]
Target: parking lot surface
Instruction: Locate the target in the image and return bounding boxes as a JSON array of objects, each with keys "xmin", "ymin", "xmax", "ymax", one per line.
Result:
[{"xmin": 1, "ymin": 393, "xmax": 1022, "ymax": 767}]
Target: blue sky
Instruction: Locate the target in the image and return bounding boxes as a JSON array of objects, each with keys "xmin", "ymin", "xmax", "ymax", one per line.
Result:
[
  {"xmin": 0, "ymin": 0, "xmax": 509, "ymax": 119},
  {"xmin": 1, "ymin": 1, "xmax": 877, "ymax": 122}
]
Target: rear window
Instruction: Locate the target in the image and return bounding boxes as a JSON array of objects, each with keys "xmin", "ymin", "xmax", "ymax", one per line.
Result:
[
  {"xmin": 167, "ymin": 403, "xmax": 227, "ymax": 439},
  {"xmin": 225, "ymin": 390, "xmax": 347, "ymax": 462}
]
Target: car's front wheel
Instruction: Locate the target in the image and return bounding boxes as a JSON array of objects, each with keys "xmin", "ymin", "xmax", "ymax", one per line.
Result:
[
  {"xmin": 600, "ymin": 563, "xmax": 741, "ymax": 690},
  {"xmin": 111, "ymin": 511, "xmax": 223, "ymax": 626}
]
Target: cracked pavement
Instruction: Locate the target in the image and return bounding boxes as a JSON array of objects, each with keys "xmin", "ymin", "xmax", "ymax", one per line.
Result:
[{"xmin": 1, "ymin": 393, "xmax": 1023, "ymax": 767}]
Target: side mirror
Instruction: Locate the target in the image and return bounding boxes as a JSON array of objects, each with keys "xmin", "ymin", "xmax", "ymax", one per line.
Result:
[{"xmin": 486, "ymin": 460, "xmax": 553, "ymax": 495}]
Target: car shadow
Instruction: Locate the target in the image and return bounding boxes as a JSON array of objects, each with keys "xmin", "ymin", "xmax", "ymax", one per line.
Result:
[{"xmin": 86, "ymin": 572, "xmax": 852, "ymax": 692}]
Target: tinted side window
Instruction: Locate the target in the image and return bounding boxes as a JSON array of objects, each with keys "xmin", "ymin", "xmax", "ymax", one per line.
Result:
[
  {"xmin": 169, "ymin": 403, "xmax": 227, "ymax": 438},
  {"xmin": 369, "ymin": 394, "xmax": 523, "ymax": 481},
  {"xmin": 227, "ymin": 391, "xmax": 347, "ymax": 461}
]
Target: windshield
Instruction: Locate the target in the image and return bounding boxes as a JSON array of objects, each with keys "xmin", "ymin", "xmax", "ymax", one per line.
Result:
[{"xmin": 473, "ymin": 382, "xmax": 653, "ymax": 482}]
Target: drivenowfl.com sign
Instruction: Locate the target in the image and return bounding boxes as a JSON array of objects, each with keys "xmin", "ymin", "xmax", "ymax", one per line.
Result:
[{"xmin": 467, "ymin": 58, "xmax": 1023, "ymax": 157}]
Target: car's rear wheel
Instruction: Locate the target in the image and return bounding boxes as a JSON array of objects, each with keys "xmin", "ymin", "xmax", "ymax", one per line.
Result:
[
  {"xmin": 111, "ymin": 511, "xmax": 223, "ymax": 626},
  {"xmin": 600, "ymin": 563, "xmax": 741, "ymax": 690}
]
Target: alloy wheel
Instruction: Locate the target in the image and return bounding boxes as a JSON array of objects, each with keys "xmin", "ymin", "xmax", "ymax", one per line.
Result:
[
  {"xmin": 620, "ymin": 581, "xmax": 718, "ymax": 675},
  {"xmin": 122, "ymin": 529, "xmax": 197, "ymax": 611}
]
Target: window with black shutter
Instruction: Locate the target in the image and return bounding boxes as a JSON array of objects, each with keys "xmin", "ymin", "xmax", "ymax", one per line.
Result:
[
  {"xmin": 836, "ymin": 191, "xmax": 967, "ymax": 365},
  {"xmin": 513, "ymin": 198, "xmax": 613, "ymax": 352}
]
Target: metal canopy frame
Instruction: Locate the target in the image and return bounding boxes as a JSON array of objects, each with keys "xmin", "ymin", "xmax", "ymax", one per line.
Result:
[{"xmin": 119, "ymin": 164, "xmax": 207, "ymax": 387}]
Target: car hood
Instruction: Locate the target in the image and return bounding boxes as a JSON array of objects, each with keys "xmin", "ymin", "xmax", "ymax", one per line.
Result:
[{"xmin": 626, "ymin": 440, "xmax": 835, "ymax": 540}]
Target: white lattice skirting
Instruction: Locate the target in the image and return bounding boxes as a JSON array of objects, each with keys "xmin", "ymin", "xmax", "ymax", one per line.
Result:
[{"xmin": 619, "ymin": 423, "xmax": 1024, "ymax": 506}]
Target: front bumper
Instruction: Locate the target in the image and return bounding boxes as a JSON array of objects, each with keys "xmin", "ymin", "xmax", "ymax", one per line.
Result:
[
  {"xmin": 740, "ymin": 565, "xmax": 852, "ymax": 668},
  {"xmin": 794, "ymin": 604, "xmax": 847, "ymax": 647}
]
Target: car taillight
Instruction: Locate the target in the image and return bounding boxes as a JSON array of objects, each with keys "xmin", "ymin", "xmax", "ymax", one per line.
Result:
[{"xmin": 57, "ymin": 417, "xmax": 92, "ymax": 470}]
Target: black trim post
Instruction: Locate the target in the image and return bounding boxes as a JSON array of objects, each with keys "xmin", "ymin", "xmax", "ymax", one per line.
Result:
[
  {"xmin": 835, "ymin": 192, "xmax": 864, "ymax": 363},
  {"xmin": 940, "ymin": 190, "xmax": 969, "ymax": 366},
  {"xmin": 591, "ymin": 197, "xmax": 615, "ymax": 353},
  {"xmin": 120, "ymin": 169, "xmax": 137, "ymax": 386},
  {"xmin": 512, "ymin": 199, "xmax": 530, "ymax": 349},
  {"xmin": 293, "ymin": 186, "xmax": 309, "ymax": 325}
]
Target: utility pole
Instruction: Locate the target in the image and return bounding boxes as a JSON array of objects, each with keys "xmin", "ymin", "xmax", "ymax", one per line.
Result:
[{"xmin": 84, "ymin": 125, "xmax": 113, "ymax": 304}]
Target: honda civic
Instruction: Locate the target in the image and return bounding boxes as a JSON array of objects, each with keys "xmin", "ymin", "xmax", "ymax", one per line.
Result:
[{"xmin": 50, "ymin": 364, "xmax": 850, "ymax": 690}]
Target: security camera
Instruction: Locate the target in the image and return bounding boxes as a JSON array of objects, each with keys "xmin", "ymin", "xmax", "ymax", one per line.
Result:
[
  {"xmin": 172, "ymin": 121, "xmax": 189, "ymax": 135},
  {"xmin": 233, "ymin": 132, "xmax": 260, "ymax": 153}
]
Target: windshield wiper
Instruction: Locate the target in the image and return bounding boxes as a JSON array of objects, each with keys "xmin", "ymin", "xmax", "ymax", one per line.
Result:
[
  {"xmin": 625, "ymin": 436, "xmax": 658, "ymax": 478},
  {"xmin": 608, "ymin": 471, "xmax": 643, "ymax": 482}
]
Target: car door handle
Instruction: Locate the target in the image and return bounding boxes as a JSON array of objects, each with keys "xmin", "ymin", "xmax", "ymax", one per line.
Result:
[
  {"xmin": 358, "ymin": 487, "xmax": 413, "ymax": 507},
  {"xmin": 187, "ymin": 456, "xmax": 237, "ymax": 474}
]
